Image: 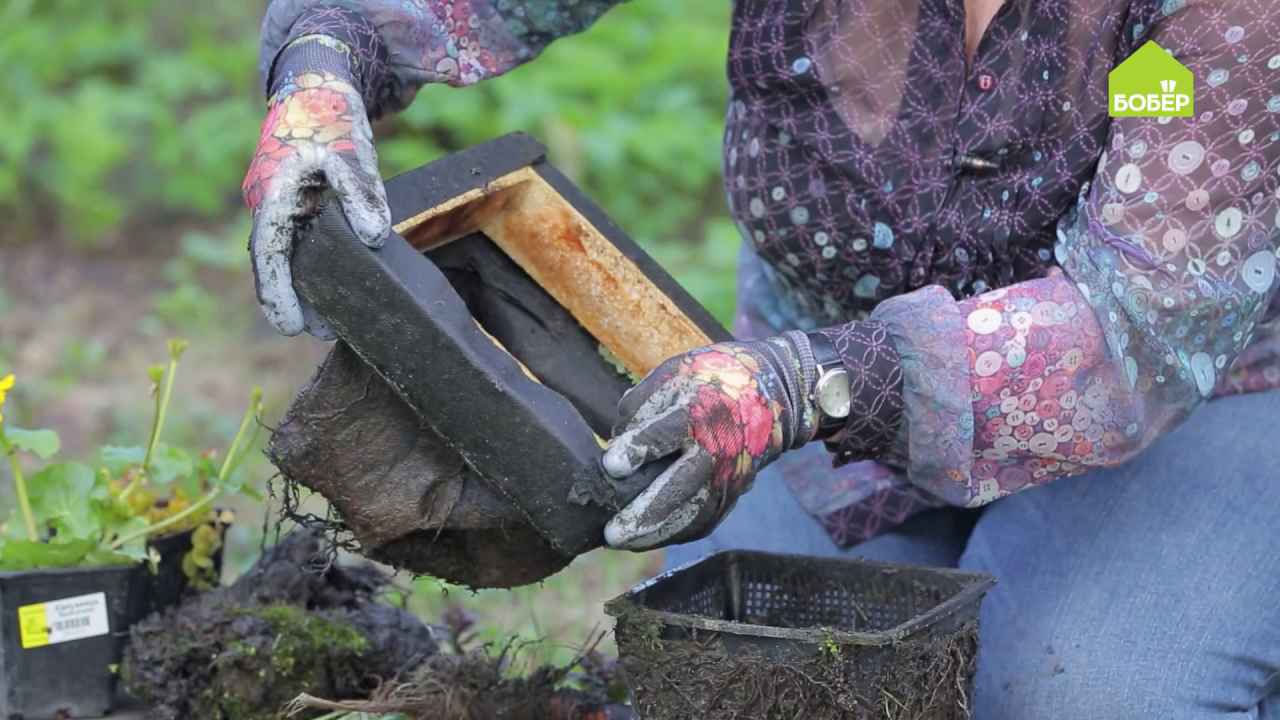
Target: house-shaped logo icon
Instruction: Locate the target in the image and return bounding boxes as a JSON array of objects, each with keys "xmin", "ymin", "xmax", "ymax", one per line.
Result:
[{"xmin": 1108, "ymin": 41, "xmax": 1195, "ymax": 118}]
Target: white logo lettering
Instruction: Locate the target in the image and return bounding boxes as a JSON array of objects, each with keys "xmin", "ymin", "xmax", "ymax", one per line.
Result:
[{"xmin": 1112, "ymin": 92, "xmax": 1191, "ymax": 115}]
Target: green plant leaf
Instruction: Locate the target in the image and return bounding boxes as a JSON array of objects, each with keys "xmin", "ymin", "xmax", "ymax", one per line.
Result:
[
  {"xmin": 101, "ymin": 445, "xmax": 145, "ymax": 472},
  {"xmin": 109, "ymin": 516, "xmax": 151, "ymax": 561},
  {"xmin": 99, "ymin": 444, "xmax": 192, "ymax": 486},
  {"xmin": 2, "ymin": 510, "xmax": 31, "ymax": 541},
  {"xmin": 149, "ymin": 445, "xmax": 193, "ymax": 486},
  {"xmin": 0, "ymin": 539, "xmax": 94, "ymax": 570},
  {"xmin": 27, "ymin": 462, "xmax": 101, "ymax": 540},
  {"xmin": 5, "ymin": 427, "xmax": 60, "ymax": 459},
  {"xmin": 81, "ymin": 548, "xmax": 139, "ymax": 568}
]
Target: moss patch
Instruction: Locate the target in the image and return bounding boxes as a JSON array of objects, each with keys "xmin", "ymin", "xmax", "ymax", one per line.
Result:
[{"xmin": 123, "ymin": 531, "xmax": 437, "ymax": 720}]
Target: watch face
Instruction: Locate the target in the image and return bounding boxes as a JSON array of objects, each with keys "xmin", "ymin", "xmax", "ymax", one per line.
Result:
[{"xmin": 816, "ymin": 368, "xmax": 852, "ymax": 419}]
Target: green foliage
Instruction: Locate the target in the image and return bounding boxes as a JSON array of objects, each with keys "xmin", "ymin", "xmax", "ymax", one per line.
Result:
[
  {"xmin": 4, "ymin": 1, "xmax": 738, "ymax": 324},
  {"xmin": 646, "ymin": 216, "xmax": 741, "ymax": 325},
  {"xmin": 0, "ymin": 344, "xmax": 263, "ymax": 572},
  {"xmin": 27, "ymin": 462, "xmax": 98, "ymax": 538},
  {"xmin": 103, "ymin": 444, "xmax": 196, "ymax": 488},
  {"xmin": 148, "ymin": 219, "xmax": 252, "ymax": 333},
  {"xmin": 4, "ymin": 427, "xmax": 60, "ymax": 459},
  {"xmin": 52, "ymin": 340, "xmax": 109, "ymax": 389},
  {"xmin": 0, "ymin": 539, "xmax": 134, "ymax": 571},
  {"xmin": 1, "ymin": 2, "xmax": 261, "ymax": 242}
]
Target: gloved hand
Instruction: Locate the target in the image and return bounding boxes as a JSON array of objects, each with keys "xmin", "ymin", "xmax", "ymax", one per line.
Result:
[
  {"xmin": 602, "ymin": 333, "xmax": 820, "ymax": 550},
  {"xmin": 241, "ymin": 40, "xmax": 390, "ymax": 337}
]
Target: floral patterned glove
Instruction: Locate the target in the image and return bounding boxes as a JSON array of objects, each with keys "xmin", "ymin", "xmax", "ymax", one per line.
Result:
[
  {"xmin": 602, "ymin": 333, "xmax": 820, "ymax": 550},
  {"xmin": 242, "ymin": 36, "xmax": 390, "ymax": 337}
]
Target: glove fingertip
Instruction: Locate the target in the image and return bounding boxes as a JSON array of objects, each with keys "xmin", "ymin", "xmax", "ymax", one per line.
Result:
[
  {"xmin": 358, "ymin": 210, "xmax": 391, "ymax": 249},
  {"xmin": 602, "ymin": 443, "xmax": 636, "ymax": 479},
  {"xmin": 603, "ymin": 519, "xmax": 634, "ymax": 549},
  {"xmin": 267, "ymin": 304, "xmax": 306, "ymax": 337},
  {"xmin": 345, "ymin": 203, "xmax": 389, "ymax": 249}
]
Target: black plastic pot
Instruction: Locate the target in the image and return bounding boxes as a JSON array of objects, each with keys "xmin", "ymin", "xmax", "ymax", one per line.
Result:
[
  {"xmin": 0, "ymin": 563, "xmax": 140, "ymax": 719},
  {"xmin": 139, "ymin": 524, "xmax": 227, "ymax": 619},
  {"xmin": 0, "ymin": 523, "xmax": 229, "ymax": 719}
]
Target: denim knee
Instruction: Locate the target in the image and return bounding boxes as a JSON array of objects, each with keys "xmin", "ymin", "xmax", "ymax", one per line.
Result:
[{"xmin": 961, "ymin": 391, "xmax": 1280, "ymax": 719}]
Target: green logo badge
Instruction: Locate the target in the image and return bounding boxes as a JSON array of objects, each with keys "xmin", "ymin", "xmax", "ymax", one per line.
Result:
[{"xmin": 1108, "ymin": 41, "xmax": 1195, "ymax": 118}]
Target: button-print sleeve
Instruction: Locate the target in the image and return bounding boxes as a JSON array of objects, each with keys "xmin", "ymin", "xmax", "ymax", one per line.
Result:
[
  {"xmin": 260, "ymin": 0, "xmax": 625, "ymax": 118},
  {"xmin": 850, "ymin": 3, "xmax": 1280, "ymax": 507}
]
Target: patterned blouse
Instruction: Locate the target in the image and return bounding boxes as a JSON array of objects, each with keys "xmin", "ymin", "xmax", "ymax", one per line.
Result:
[{"xmin": 260, "ymin": 0, "xmax": 1280, "ymax": 546}]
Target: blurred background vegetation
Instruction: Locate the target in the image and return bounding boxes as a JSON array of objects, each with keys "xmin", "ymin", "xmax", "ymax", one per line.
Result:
[{"xmin": 0, "ymin": 0, "xmax": 735, "ymax": 662}]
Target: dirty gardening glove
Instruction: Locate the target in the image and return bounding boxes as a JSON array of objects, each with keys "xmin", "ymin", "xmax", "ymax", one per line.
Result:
[
  {"xmin": 241, "ymin": 35, "xmax": 390, "ymax": 337},
  {"xmin": 602, "ymin": 332, "xmax": 821, "ymax": 551}
]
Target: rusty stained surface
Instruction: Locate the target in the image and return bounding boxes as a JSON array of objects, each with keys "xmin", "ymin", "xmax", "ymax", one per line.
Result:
[
  {"xmin": 482, "ymin": 177, "xmax": 712, "ymax": 377},
  {"xmin": 396, "ymin": 168, "xmax": 533, "ymax": 251},
  {"xmin": 392, "ymin": 166, "xmax": 711, "ymax": 380}
]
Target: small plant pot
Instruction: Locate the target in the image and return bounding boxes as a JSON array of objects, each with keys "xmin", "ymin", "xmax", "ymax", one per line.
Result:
[
  {"xmin": 139, "ymin": 520, "xmax": 229, "ymax": 619},
  {"xmin": 0, "ymin": 521, "xmax": 231, "ymax": 719},
  {"xmin": 0, "ymin": 563, "xmax": 140, "ymax": 719},
  {"xmin": 606, "ymin": 550, "xmax": 996, "ymax": 720}
]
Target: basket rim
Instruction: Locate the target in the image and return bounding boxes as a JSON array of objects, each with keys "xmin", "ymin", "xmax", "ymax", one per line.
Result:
[{"xmin": 604, "ymin": 549, "xmax": 996, "ymax": 647}]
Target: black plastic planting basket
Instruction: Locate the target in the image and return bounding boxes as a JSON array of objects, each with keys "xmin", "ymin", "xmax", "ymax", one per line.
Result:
[{"xmin": 605, "ymin": 551, "xmax": 995, "ymax": 720}]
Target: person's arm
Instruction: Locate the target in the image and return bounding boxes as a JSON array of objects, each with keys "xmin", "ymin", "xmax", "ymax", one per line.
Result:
[
  {"xmin": 245, "ymin": 1, "xmax": 625, "ymax": 336},
  {"xmin": 825, "ymin": 0, "xmax": 1280, "ymax": 506},
  {"xmin": 258, "ymin": 1, "xmax": 626, "ymax": 118},
  {"xmin": 602, "ymin": 0, "xmax": 1280, "ymax": 549}
]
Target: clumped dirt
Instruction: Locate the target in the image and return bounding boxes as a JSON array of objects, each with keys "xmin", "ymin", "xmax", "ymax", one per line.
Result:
[
  {"xmin": 613, "ymin": 618, "xmax": 977, "ymax": 720},
  {"xmin": 122, "ymin": 530, "xmax": 438, "ymax": 720}
]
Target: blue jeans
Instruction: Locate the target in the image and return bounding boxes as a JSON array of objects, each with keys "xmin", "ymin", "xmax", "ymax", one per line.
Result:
[{"xmin": 663, "ymin": 390, "xmax": 1280, "ymax": 719}]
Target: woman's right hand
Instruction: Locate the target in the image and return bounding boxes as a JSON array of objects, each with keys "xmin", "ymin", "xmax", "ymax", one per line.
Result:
[{"xmin": 241, "ymin": 70, "xmax": 390, "ymax": 337}]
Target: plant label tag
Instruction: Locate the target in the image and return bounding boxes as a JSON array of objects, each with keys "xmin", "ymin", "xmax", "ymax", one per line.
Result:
[{"xmin": 17, "ymin": 592, "xmax": 110, "ymax": 649}]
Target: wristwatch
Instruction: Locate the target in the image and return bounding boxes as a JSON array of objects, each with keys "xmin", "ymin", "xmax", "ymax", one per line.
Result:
[{"xmin": 806, "ymin": 331, "xmax": 852, "ymax": 439}]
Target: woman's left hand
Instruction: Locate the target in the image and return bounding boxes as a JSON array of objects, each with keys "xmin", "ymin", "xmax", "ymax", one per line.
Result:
[{"xmin": 602, "ymin": 337, "xmax": 817, "ymax": 550}]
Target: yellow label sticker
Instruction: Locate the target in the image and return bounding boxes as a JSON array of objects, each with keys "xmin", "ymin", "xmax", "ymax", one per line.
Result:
[
  {"xmin": 18, "ymin": 603, "xmax": 50, "ymax": 649},
  {"xmin": 17, "ymin": 592, "xmax": 109, "ymax": 649}
]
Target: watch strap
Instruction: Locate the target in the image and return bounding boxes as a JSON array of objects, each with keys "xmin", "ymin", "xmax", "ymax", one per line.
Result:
[
  {"xmin": 779, "ymin": 330, "xmax": 820, "ymax": 447},
  {"xmin": 806, "ymin": 328, "xmax": 842, "ymax": 373},
  {"xmin": 811, "ymin": 322, "xmax": 906, "ymax": 465},
  {"xmin": 804, "ymin": 330, "xmax": 851, "ymax": 440}
]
